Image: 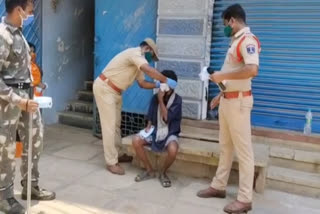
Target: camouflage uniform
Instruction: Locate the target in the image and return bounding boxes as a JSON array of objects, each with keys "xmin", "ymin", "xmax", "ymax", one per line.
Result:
[{"xmin": 0, "ymin": 17, "xmax": 43, "ymax": 200}]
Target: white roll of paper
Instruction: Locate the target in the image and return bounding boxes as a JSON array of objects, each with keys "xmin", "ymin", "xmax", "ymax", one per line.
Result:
[
  {"xmin": 199, "ymin": 66, "xmax": 210, "ymax": 81},
  {"xmin": 139, "ymin": 126, "xmax": 155, "ymax": 139},
  {"xmin": 34, "ymin": 96, "xmax": 53, "ymax": 109}
]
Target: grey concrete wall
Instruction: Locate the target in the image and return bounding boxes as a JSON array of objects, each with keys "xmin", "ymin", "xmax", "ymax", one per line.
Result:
[
  {"xmin": 42, "ymin": 0, "xmax": 94, "ymax": 124},
  {"xmin": 157, "ymin": 0, "xmax": 213, "ymax": 119}
]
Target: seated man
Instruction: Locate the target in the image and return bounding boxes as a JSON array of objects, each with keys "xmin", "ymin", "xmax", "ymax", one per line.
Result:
[{"xmin": 132, "ymin": 70, "xmax": 182, "ymax": 188}]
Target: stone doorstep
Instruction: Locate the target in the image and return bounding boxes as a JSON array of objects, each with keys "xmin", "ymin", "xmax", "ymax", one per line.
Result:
[
  {"xmin": 78, "ymin": 90, "xmax": 94, "ymax": 102},
  {"xmin": 294, "ymin": 150, "xmax": 320, "ymax": 164},
  {"xmin": 122, "ymin": 135, "xmax": 269, "ymax": 168},
  {"xmin": 181, "ymin": 124, "xmax": 320, "ymax": 165},
  {"xmin": 267, "ymin": 179, "xmax": 320, "ymax": 199},
  {"xmin": 267, "ymin": 166, "xmax": 320, "ymax": 190},
  {"xmin": 67, "ymin": 100, "xmax": 94, "ymax": 114},
  {"xmin": 180, "ymin": 125, "xmax": 219, "ymax": 142},
  {"xmin": 58, "ymin": 111, "xmax": 93, "ymax": 130},
  {"xmin": 270, "ymin": 146, "xmax": 320, "ymax": 165},
  {"xmin": 122, "ymin": 135, "xmax": 268, "ymax": 193},
  {"xmin": 270, "ymin": 147, "xmax": 295, "ymax": 160},
  {"xmin": 182, "ymin": 119, "xmax": 320, "ymax": 145},
  {"xmin": 84, "ymin": 80, "xmax": 93, "ymax": 91},
  {"xmin": 269, "ymin": 157, "xmax": 320, "ymax": 175},
  {"xmin": 58, "ymin": 111, "xmax": 93, "ymax": 121}
]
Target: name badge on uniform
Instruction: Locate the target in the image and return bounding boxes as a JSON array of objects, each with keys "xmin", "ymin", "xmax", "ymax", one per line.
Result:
[{"xmin": 246, "ymin": 44, "xmax": 256, "ymax": 55}]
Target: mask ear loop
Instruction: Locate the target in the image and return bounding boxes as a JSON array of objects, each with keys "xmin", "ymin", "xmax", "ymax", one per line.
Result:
[
  {"xmin": 19, "ymin": 7, "xmax": 27, "ymax": 19},
  {"xmin": 18, "ymin": 7, "xmax": 27, "ymax": 27}
]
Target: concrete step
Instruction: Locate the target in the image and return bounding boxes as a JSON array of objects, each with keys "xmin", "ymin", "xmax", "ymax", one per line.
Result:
[
  {"xmin": 66, "ymin": 100, "xmax": 93, "ymax": 114},
  {"xmin": 58, "ymin": 111, "xmax": 93, "ymax": 130},
  {"xmin": 122, "ymin": 135, "xmax": 269, "ymax": 193},
  {"xmin": 269, "ymin": 146, "xmax": 320, "ymax": 174},
  {"xmin": 78, "ymin": 90, "xmax": 93, "ymax": 102},
  {"xmin": 84, "ymin": 81, "xmax": 93, "ymax": 91},
  {"xmin": 270, "ymin": 157, "xmax": 320, "ymax": 174},
  {"xmin": 182, "ymin": 124, "xmax": 320, "ymax": 197},
  {"xmin": 182, "ymin": 119, "xmax": 320, "ymax": 151},
  {"xmin": 270, "ymin": 146, "xmax": 320, "ymax": 164},
  {"xmin": 267, "ymin": 166, "xmax": 320, "ymax": 198},
  {"xmin": 181, "ymin": 125, "xmax": 219, "ymax": 142}
]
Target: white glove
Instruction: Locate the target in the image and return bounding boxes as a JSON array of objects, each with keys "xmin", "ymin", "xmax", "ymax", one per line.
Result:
[{"xmin": 160, "ymin": 83, "xmax": 170, "ymax": 92}]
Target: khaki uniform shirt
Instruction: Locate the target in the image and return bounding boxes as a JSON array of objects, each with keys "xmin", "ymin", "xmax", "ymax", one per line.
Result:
[
  {"xmin": 102, "ymin": 47, "xmax": 148, "ymax": 91},
  {"xmin": 221, "ymin": 27, "xmax": 260, "ymax": 92}
]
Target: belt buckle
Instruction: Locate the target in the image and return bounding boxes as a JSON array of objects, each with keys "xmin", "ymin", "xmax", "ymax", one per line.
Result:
[{"xmin": 18, "ymin": 82, "xmax": 23, "ymax": 89}]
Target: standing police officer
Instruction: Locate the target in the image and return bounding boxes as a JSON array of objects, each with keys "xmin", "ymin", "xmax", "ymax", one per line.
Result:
[{"xmin": 197, "ymin": 4, "xmax": 261, "ymax": 214}]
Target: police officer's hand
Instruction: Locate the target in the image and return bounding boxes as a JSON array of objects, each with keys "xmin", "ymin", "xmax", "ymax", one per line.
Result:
[
  {"xmin": 210, "ymin": 93, "xmax": 222, "ymax": 110},
  {"xmin": 18, "ymin": 99, "xmax": 39, "ymax": 113},
  {"xmin": 210, "ymin": 72, "xmax": 224, "ymax": 83}
]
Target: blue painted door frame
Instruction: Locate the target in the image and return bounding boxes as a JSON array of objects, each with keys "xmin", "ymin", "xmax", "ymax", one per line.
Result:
[{"xmin": 94, "ymin": 0, "xmax": 158, "ymax": 114}]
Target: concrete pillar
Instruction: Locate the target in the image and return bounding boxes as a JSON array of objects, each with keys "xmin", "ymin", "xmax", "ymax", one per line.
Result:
[{"xmin": 156, "ymin": 0, "xmax": 214, "ymax": 119}]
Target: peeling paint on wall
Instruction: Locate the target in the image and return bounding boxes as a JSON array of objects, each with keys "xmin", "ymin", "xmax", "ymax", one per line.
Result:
[
  {"xmin": 74, "ymin": 8, "xmax": 84, "ymax": 17},
  {"xmin": 62, "ymin": 55, "xmax": 69, "ymax": 65},
  {"xmin": 55, "ymin": 37, "xmax": 88, "ymax": 80},
  {"xmin": 57, "ymin": 37, "xmax": 65, "ymax": 52},
  {"xmin": 54, "ymin": 37, "xmax": 81, "ymax": 80},
  {"xmin": 123, "ymin": 3, "xmax": 147, "ymax": 32},
  {"xmin": 42, "ymin": 0, "xmax": 94, "ymax": 124}
]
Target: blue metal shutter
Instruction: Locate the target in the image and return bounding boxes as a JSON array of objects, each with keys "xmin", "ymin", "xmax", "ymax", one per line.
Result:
[{"xmin": 210, "ymin": 0, "xmax": 320, "ymax": 133}]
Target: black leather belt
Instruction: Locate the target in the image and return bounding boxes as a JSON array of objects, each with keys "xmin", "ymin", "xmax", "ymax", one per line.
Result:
[{"xmin": 6, "ymin": 82, "xmax": 31, "ymax": 89}]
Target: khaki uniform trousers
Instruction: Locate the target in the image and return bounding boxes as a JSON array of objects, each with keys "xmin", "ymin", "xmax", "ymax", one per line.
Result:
[
  {"xmin": 93, "ymin": 78, "xmax": 123, "ymax": 166},
  {"xmin": 211, "ymin": 95, "xmax": 254, "ymax": 203}
]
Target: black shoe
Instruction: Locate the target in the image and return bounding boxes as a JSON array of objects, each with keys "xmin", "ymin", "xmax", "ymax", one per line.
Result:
[
  {"xmin": 22, "ymin": 186, "xmax": 56, "ymax": 201},
  {"xmin": 0, "ymin": 197, "xmax": 25, "ymax": 214}
]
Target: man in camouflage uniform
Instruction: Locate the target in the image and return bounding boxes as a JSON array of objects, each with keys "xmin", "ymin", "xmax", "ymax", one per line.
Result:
[{"xmin": 0, "ymin": 0, "xmax": 55, "ymax": 213}]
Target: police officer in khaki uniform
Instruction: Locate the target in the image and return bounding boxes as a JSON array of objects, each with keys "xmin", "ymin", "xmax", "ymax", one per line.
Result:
[
  {"xmin": 197, "ymin": 4, "xmax": 261, "ymax": 214},
  {"xmin": 93, "ymin": 38, "xmax": 177, "ymax": 175},
  {"xmin": 0, "ymin": 1, "xmax": 55, "ymax": 213}
]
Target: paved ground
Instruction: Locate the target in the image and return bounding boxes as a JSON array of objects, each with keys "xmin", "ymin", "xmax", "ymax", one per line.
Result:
[{"xmin": 10, "ymin": 125, "xmax": 320, "ymax": 214}]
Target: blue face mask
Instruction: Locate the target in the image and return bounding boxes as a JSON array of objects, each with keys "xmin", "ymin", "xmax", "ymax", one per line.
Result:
[
  {"xmin": 19, "ymin": 8, "xmax": 34, "ymax": 28},
  {"xmin": 23, "ymin": 15, "xmax": 34, "ymax": 28}
]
